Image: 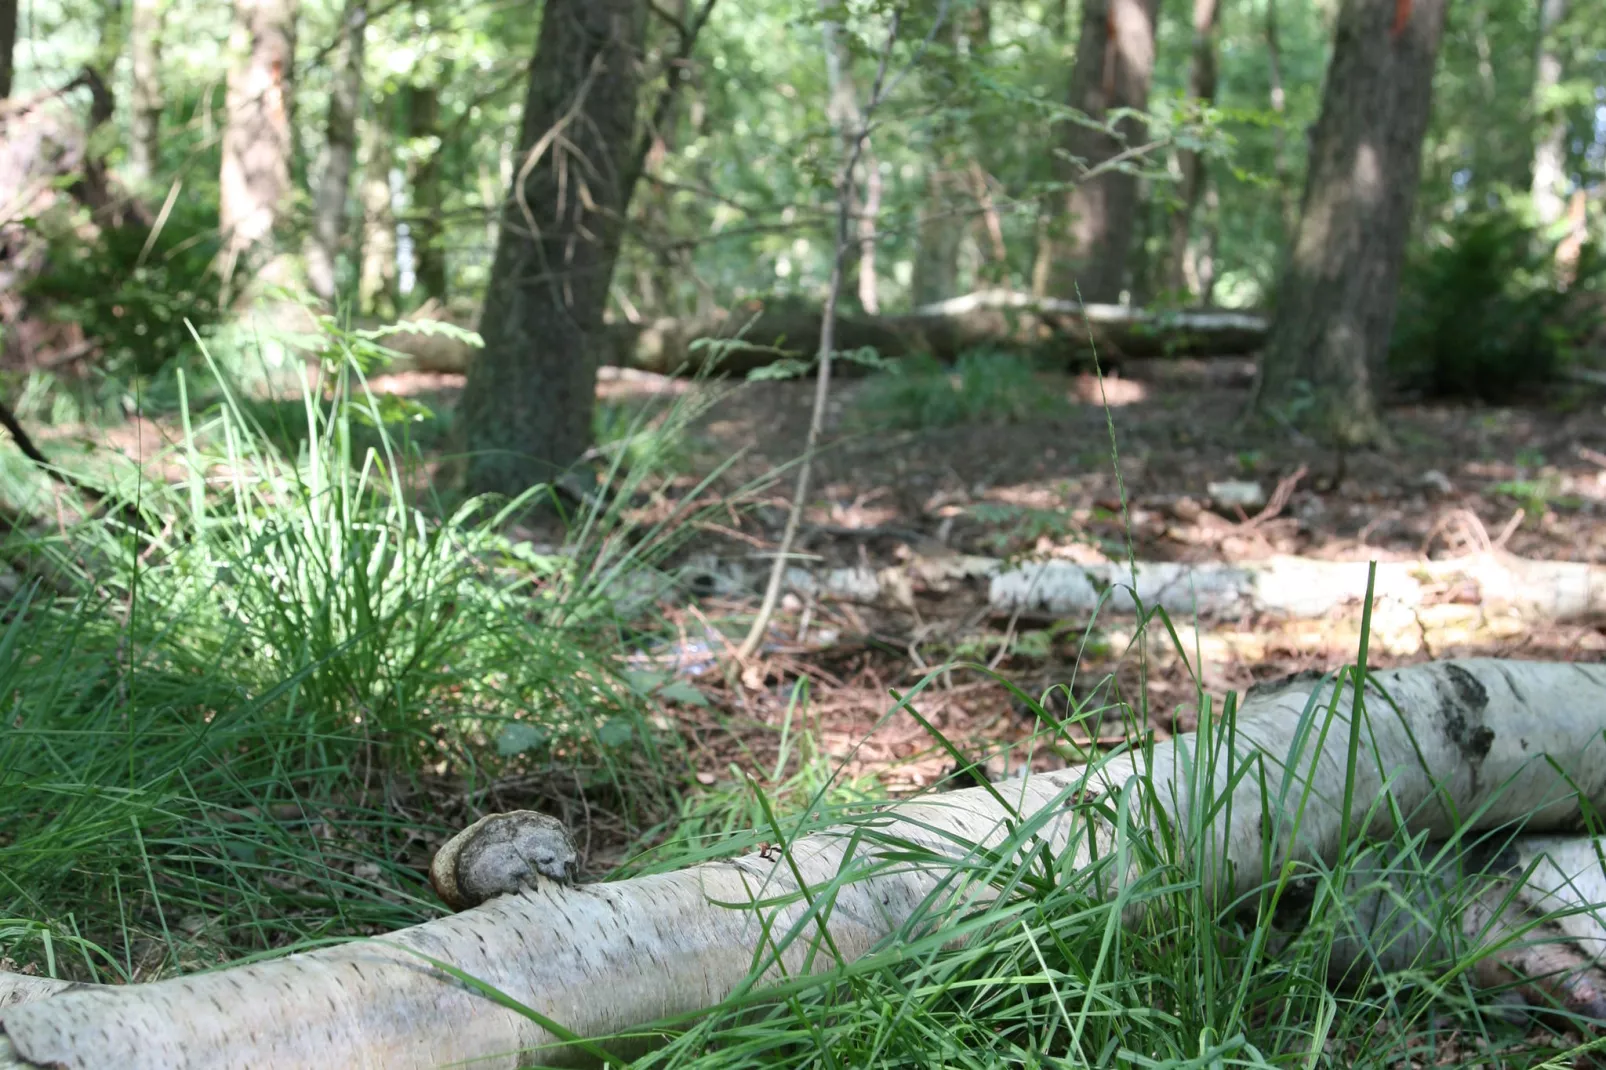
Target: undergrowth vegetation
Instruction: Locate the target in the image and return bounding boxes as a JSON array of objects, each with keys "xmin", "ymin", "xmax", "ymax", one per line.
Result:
[
  {"xmin": 1, "ymin": 327, "xmax": 1599, "ymax": 1069},
  {"xmin": 625, "ymin": 635, "xmax": 1602, "ymax": 1068},
  {"xmin": 1390, "ymin": 209, "xmax": 1603, "ymax": 400},
  {"xmin": 851, "ymin": 350, "xmax": 1056, "ymax": 431},
  {"xmin": 0, "ymin": 325, "xmax": 722, "ymax": 984}
]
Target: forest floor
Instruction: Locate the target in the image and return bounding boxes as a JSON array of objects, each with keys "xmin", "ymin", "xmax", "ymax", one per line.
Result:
[{"xmin": 328, "ymin": 358, "xmax": 1606, "ymax": 810}]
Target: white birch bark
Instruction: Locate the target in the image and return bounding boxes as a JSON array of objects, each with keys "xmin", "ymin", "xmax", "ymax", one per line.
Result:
[
  {"xmin": 4, "ymin": 659, "xmax": 1606, "ymax": 1068},
  {"xmin": 777, "ymin": 551, "xmax": 1606, "ymax": 623}
]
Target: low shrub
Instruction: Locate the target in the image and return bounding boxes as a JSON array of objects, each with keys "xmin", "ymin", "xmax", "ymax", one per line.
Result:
[{"xmin": 1390, "ymin": 209, "xmax": 1602, "ymax": 400}]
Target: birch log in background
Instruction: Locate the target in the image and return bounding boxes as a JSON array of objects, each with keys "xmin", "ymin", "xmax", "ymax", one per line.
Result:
[
  {"xmin": 780, "ymin": 552, "xmax": 1606, "ymax": 622},
  {"xmin": 3, "ymin": 659, "xmax": 1606, "ymax": 1069}
]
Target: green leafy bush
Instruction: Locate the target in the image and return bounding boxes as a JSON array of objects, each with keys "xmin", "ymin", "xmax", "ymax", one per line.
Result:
[
  {"xmin": 1389, "ymin": 210, "xmax": 1601, "ymax": 400},
  {"xmin": 24, "ymin": 198, "xmax": 223, "ymax": 378},
  {"xmin": 852, "ymin": 349, "xmax": 1055, "ymax": 430}
]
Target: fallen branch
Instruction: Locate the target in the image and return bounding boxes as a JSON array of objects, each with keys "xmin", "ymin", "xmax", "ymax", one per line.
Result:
[{"xmin": 4, "ymin": 659, "xmax": 1606, "ymax": 1067}]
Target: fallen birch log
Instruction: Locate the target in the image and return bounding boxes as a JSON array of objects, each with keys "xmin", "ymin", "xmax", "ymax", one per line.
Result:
[
  {"xmin": 376, "ymin": 291, "xmax": 1268, "ymax": 376},
  {"xmin": 1323, "ymin": 833, "xmax": 1606, "ymax": 1020},
  {"xmin": 4, "ymin": 659, "xmax": 1606, "ymax": 1068},
  {"xmin": 778, "ymin": 551, "xmax": 1606, "ymax": 623}
]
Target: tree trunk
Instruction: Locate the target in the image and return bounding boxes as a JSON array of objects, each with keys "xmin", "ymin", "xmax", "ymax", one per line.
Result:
[
  {"xmin": 1045, "ymin": 0, "xmax": 1159, "ymax": 303},
  {"xmin": 91, "ymin": 0, "xmax": 125, "ymax": 83},
  {"xmin": 126, "ymin": 0, "xmax": 163, "ymax": 186},
  {"xmin": 1530, "ymin": 0, "xmax": 1569, "ymax": 231},
  {"xmin": 0, "ymin": 0, "xmax": 14, "ymax": 100},
  {"xmin": 1163, "ymin": 0, "xmax": 1220, "ymax": 301},
  {"xmin": 912, "ymin": 169, "xmax": 964, "ymax": 306},
  {"xmin": 911, "ymin": 18, "xmax": 963, "ymax": 307},
  {"xmin": 357, "ymin": 102, "xmax": 397, "ymax": 319},
  {"xmin": 218, "ymin": 0, "xmax": 297, "ymax": 300},
  {"xmin": 405, "ymin": 78, "xmax": 448, "ymax": 302},
  {"xmin": 306, "ymin": 0, "xmax": 365, "ymax": 304},
  {"xmin": 1254, "ymin": 0, "xmax": 1448, "ymax": 448},
  {"xmin": 5, "ymin": 659, "xmax": 1606, "ymax": 1067},
  {"xmin": 1264, "ymin": 0, "xmax": 1295, "ymax": 235},
  {"xmin": 820, "ymin": 11, "xmax": 881, "ymax": 316},
  {"xmin": 912, "ymin": 3, "xmax": 991, "ymax": 307},
  {"xmin": 458, "ymin": 0, "xmax": 646, "ymax": 497}
]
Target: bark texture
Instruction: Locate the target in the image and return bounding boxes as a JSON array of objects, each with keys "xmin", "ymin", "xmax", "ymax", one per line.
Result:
[
  {"xmin": 4, "ymin": 660, "xmax": 1606, "ymax": 1068},
  {"xmin": 911, "ymin": 3, "xmax": 990, "ymax": 307},
  {"xmin": 772, "ymin": 550, "xmax": 1606, "ymax": 624},
  {"xmin": 1254, "ymin": 0, "xmax": 1447, "ymax": 447},
  {"xmin": 1529, "ymin": 0, "xmax": 1569, "ymax": 230},
  {"xmin": 458, "ymin": 0, "xmax": 646, "ymax": 497},
  {"xmin": 1164, "ymin": 0, "xmax": 1220, "ymax": 300},
  {"xmin": 306, "ymin": 0, "xmax": 365, "ymax": 303},
  {"xmin": 405, "ymin": 78, "xmax": 448, "ymax": 301},
  {"xmin": 821, "ymin": 9, "xmax": 881, "ymax": 315},
  {"xmin": 1047, "ymin": 0, "xmax": 1159, "ymax": 303},
  {"xmin": 0, "ymin": 0, "xmax": 14, "ymax": 101},
  {"xmin": 218, "ymin": 0, "xmax": 296, "ymax": 297},
  {"xmin": 126, "ymin": 0, "xmax": 163, "ymax": 185},
  {"xmin": 357, "ymin": 102, "xmax": 397, "ymax": 318}
]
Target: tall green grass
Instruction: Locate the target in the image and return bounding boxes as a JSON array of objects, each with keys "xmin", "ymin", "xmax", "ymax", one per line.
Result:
[
  {"xmin": 611, "ymin": 636, "xmax": 1601, "ymax": 1069},
  {"xmin": 0, "ymin": 323, "xmax": 715, "ymax": 983}
]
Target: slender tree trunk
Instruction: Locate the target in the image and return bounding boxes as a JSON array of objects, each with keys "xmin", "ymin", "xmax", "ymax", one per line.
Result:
[
  {"xmin": 459, "ymin": 0, "xmax": 647, "ymax": 497},
  {"xmin": 126, "ymin": 0, "xmax": 164, "ymax": 185},
  {"xmin": 912, "ymin": 167, "xmax": 964, "ymax": 305},
  {"xmin": 821, "ymin": 12, "xmax": 881, "ymax": 315},
  {"xmin": 357, "ymin": 103, "xmax": 398, "ymax": 319},
  {"xmin": 1255, "ymin": 0, "xmax": 1448, "ymax": 448},
  {"xmin": 1164, "ymin": 0, "xmax": 1220, "ymax": 301},
  {"xmin": 0, "ymin": 0, "xmax": 15, "ymax": 100},
  {"xmin": 406, "ymin": 78, "xmax": 448, "ymax": 302},
  {"xmin": 1264, "ymin": 0, "xmax": 1295, "ymax": 236},
  {"xmin": 218, "ymin": 0, "xmax": 297, "ymax": 299},
  {"xmin": 1530, "ymin": 0, "xmax": 1569, "ymax": 231},
  {"xmin": 307, "ymin": 0, "xmax": 365, "ymax": 304},
  {"xmin": 912, "ymin": 3, "xmax": 991, "ymax": 307},
  {"xmin": 1194, "ymin": 182, "xmax": 1219, "ymax": 301},
  {"xmin": 1046, "ymin": 0, "xmax": 1160, "ymax": 303}
]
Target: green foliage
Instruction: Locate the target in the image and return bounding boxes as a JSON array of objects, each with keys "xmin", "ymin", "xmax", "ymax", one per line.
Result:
[
  {"xmin": 852, "ymin": 350, "xmax": 1055, "ymax": 430},
  {"xmin": 1389, "ymin": 211, "xmax": 1601, "ymax": 400},
  {"xmin": 0, "ymin": 325, "xmax": 698, "ymax": 979},
  {"xmin": 501, "ymin": 616, "xmax": 1595, "ymax": 1067},
  {"xmin": 24, "ymin": 200, "xmax": 223, "ymax": 378}
]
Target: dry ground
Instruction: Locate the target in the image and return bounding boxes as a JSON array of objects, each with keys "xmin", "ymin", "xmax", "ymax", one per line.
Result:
[{"xmin": 354, "ymin": 359, "xmax": 1606, "ymax": 800}]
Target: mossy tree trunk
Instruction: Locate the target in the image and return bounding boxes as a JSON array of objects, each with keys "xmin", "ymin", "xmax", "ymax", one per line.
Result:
[
  {"xmin": 459, "ymin": 1, "xmax": 646, "ymax": 497},
  {"xmin": 1255, "ymin": 0, "xmax": 1447, "ymax": 448}
]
